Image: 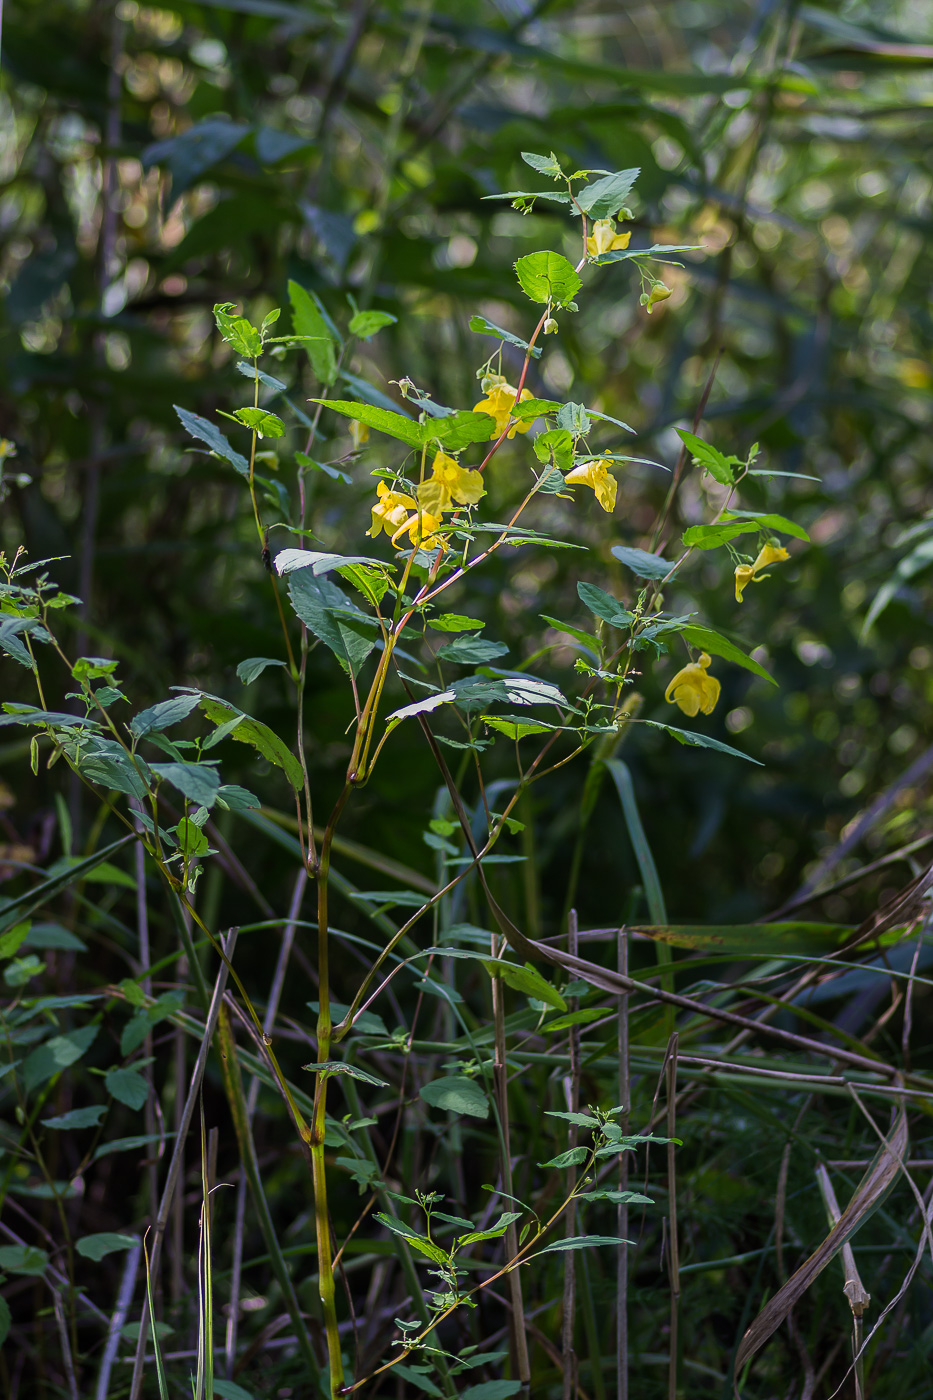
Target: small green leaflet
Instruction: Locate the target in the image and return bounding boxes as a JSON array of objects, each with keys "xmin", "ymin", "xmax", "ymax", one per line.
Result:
[
  {"xmin": 213, "ymin": 303, "xmax": 262, "ymax": 356},
  {"xmin": 435, "ymin": 637, "xmax": 508, "ymax": 664},
  {"xmin": 468, "ymin": 314, "xmax": 543, "ymax": 360},
  {"xmin": 482, "ymin": 716, "xmax": 554, "ymax": 740},
  {"xmin": 514, "ymin": 251, "xmax": 581, "ymax": 307},
  {"xmin": 236, "ymin": 657, "xmax": 287, "ymax": 685},
  {"xmin": 576, "ymin": 168, "xmax": 640, "ymax": 218},
  {"xmin": 235, "ymin": 360, "xmax": 286, "ymax": 391},
  {"xmin": 545, "ymin": 1110, "xmax": 600, "ymax": 1127},
  {"xmin": 24, "ymin": 1025, "xmax": 99, "ymax": 1093},
  {"xmin": 232, "ymin": 407, "xmax": 284, "ymax": 439},
  {"xmin": 534, "ymin": 1236, "xmax": 632, "ymax": 1255},
  {"xmin": 374, "ymin": 1212, "xmax": 449, "ymax": 1264},
  {"xmin": 273, "ymin": 549, "xmax": 382, "ymax": 577},
  {"xmin": 420, "ymin": 1076, "xmax": 489, "ymax": 1120},
  {"xmin": 461, "ymin": 1383, "xmax": 524, "ymax": 1400},
  {"xmin": 41, "ymin": 1105, "xmax": 107, "ymax": 1130},
  {"xmin": 682, "ymin": 521, "xmax": 756, "ymax": 550},
  {"xmin": 76, "ymin": 1232, "xmax": 138, "ymax": 1261},
  {"xmin": 484, "ymin": 959, "xmax": 566, "ymax": 1011},
  {"xmin": 577, "ymin": 581, "xmax": 633, "ymax": 627},
  {"xmin": 593, "ymin": 243, "xmax": 701, "ymax": 266},
  {"xmin": 0, "ymin": 922, "xmax": 30, "ymax": 959},
  {"xmin": 191, "ymin": 690, "xmax": 304, "ymax": 791},
  {"xmin": 521, "ymin": 150, "xmax": 563, "ymax": 179},
  {"xmin": 426, "ymin": 614, "xmax": 484, "ymax": 632},
  {"xmin": 679, "ymin": 625, "xmax": 775, "ymax": 683},
  {"xmin": 129, "ymin": 692, "xmax": 201, "ymax": 739},
  {"xmin": 314, "ymin": 399, "xmax": 422, "ymax": 448},
  {"xmin": 534, "ymin": 428, "xmax": 573, "ymax": 470},
  {"xmin": 457, "ymin": 1211, "xmax": 523, "ymax": 1249},
  {"xmin": 302, "ymin": 1061, "xmax": 389, "ymax": 1087},
  {"xmin": 288, "ymin": 280, "xmax": 337, "ymax": 385},
  {"xmin": 150, "ymin": 761, "xmax": 221, "ymax": 809},
  {"xmin": 540, "ymin": 1146, "xmax": 589, "ymax": 1168},
  {"xmin": 676, "ymin": 430, "xmax": 740, "ymax": 487},
  {"xmin": 643, "ymin": 720, "xmax": 763, "ymax": 764},
  {"xmin": 541, "ymin": 1006, "xmax": 608, "ymax": 1032},
  {"xmin": 287, "ymin": 571, "xmax": 377, "ymax": 680},
  {"xmin": 721, "ymin": 509, "xmax": 810, "ymax": 542},
  {"xmin": 610, "ymin": 545, "xmax": 671, "ymax": 580},
  {"xmin": 106, "ymin": 1066, "xmax": 150, "ymax": 1110},
  {"xmin": 174, "ymin": 406, "xmax": 249, "ymax": 476},
  {"xmin": 576, "ymin": 1190, "xmax": 654, "ymax": 1204},
  {"xmin": 540, "ymin": 615, "xmax": 600, "ymax": 651},
  {"xmin": 0, "ymin": 1245, "xmax": 49, "ymax": 1276},
  {"xmin": 349, "ymin": 309, "xmax": 397, "ymax": 339}
]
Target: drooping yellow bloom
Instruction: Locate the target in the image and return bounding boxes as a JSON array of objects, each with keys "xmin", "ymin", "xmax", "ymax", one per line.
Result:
[
  {"xmin": 391, "ymin": 508, "xmax": 445, "ymax": 553},
  {"xmin": 416, "ymin": 451, "xmax": 485, "ymax": 516},
  {"xmin": 665, "ymin": 652, "xmax": 720, "ymax": 717},
  {"xmin": 367, "ymin": 480, "xmax": 416, "ymax": 539},
  {"xmin": 734, "ymin": 542, "xmax": 791, "ymax": 602},
  {"xmin": 565, "ymin": 458, "xmax": 617, "ymax": 513},
  {"xmin": 350, "ymin": 420, "xmax": 370, "ymax": 450},
  {"xmin": 586, "ymin": 219, "xmax": 631, "ymax": 258},
  {"xmin": 472, "ymin": 382, "xmax": 535, "ymax": 439},
  {"xmin": 644, "ymin": 281, "xmax": 671, "ymax": 313}
]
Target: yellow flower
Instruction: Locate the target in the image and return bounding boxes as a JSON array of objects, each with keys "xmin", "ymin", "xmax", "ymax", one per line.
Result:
[
  {"xmin": 350, "ymin": 420, "xmax": 370, "ymax": 450},
  {"xmin": 665, "ymin": 652, "xmax": 720, "ymax": 717},
  {"xmin": 416, "ymin": 451, "xmax": 485, "ymax": 516},
  {"xmin": 734, "ymin": 542, "xmax": 791, "ymax": 602},
  {"xmin": 472, "ymin": 383, "xmax": 535, "ymax": 439},
  {"xmin": 391, "ymin": 509, "xmax": 446, "ymax": 553},
  {"xmin": 586, "ymin": 219, "xmax": 631, "ymax": 258},
  {"xmin": 565, "ymin": 458, "xmax": 617, "ymax": 513},
  {"xmin": 367, "ymin": 480, "xmax": 416, "ymax": 539},
  {"xmin": 645, "ymin": 281, "xmax": 671, "ymax": 313}
]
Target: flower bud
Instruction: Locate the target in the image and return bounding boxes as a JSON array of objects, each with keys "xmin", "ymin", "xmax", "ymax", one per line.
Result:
[{"xmin": 543, "ymin": 316, "xmax": 559, "ymax": 335}]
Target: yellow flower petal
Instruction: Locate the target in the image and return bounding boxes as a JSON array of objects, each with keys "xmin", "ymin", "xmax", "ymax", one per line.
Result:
[
  {"xmin": 665, "ymin": 652, "xmax": 720, "ymax": 716},
  {"xmin": 565, "ymin": 459, "xmax": 617, "ymax": 513},
  {"xmin": 734, "ymin": 542, "xmax": 791, "ymax": 602},
  {"xmin": 471, "ymin": 384, "xmax": 535, "ymax": 439},
  {"xmin": 585, "ymin": 220, "xmax": 632, "ymax": 257},
  {"xmin": 367, "ymin": 480, "xmax": 416, "ymax": 538}
]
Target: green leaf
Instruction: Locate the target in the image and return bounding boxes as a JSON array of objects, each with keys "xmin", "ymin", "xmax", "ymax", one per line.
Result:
[
  {"xmin": 420, "ymin": 1076, "xmax": 489, "ymax": 1120},
  {"xmin": 679, "ymin": 625, "xmax": 775, "ymax": 684},
  {"xmin": 609, "ymin": 545, "xmax": 672, "ymax": 579},
  {"xmin": 0, "ymin": 922, "xmax": 31, "ymax": 959},
  {"xmin": 235, "ymin": 360, "xmax": 286, "ymax": 391},
  {"xmin": 541, "ymin": 1007, "xmax": 608, "ymax": 1032},
  {"xmin": 174, "ymin": 407, "xmax": 249, "ymax": 476},
  {"xmin": 675, "ymin": 429, "xmax": 738, "ymax": 486},
  {"xmin": 314, "ymin": 399, "xmax": 421, "ymax": 448},
  {"xmin": 373, "ymin": 1212, "xmax": 450, "ymax": 1264},
  {"xmin": 0, "ymin": 1245, "xmax": 48, "ymax": 1276},
  {"xmin": 212, "ymin": 1380, "xmax": 257, "ymax": 1400},
  {"xmin": 512, "ymin": 396, "xmax": 561, "ymax": 421},
  {"xmin": 302, "ymin": 1061, "xmax": 389, "ymax": 1087},
  {"xmin": 150, "ymin": 761, "xmax": 221, "ymax": 810},
  {"xmin": 633, "ymin": 921, "xmax": 852, "ymax": 957},
  {"xmin": 576, "ymin": 1190, "xmax": 654, "ymax": 1204},
  {"xmin": 393, "ymin": 1364, "xmax": 444, "ymax": 1398},
  {"xmin": 577, "ymin": 581, "xmax": 633, "ymax": 627},
  {"xmin": 461, "ymin": 1382, "xmax": 524, "ymax": 1400},
  {"xmin": 430, "ymin": 409, "xmax": 498, "ymax": 451},
  {"xmin": 556, "ymin": 402, "xmax": 591, "ymax": 437},
  {"xmin": 287, "ymin": 572, "xmax": 377, "ymax": 679},
  {"xmin": 349, "ymin": 309, "xmax": 397, "ymax": 339},
  {"xmin": 468, "ymin": 315, "xmax": 542, "ymax": 359},
  {"xmin": 273, "ymin": 549, "xmax": 382, "ymax": 577},
  {"xmin": 540, "ymin": 615, "xmax": 600, "ymax": 652},
  {"xmin": 213, "ymin": 302, "xmax": 263, "ymax": 357},
  {"xmin": 539, "ymin": 1146, "xmax": 589, "ymax": 1168},
  {"xmin": 457, "ymin": 1211, "xmax": 523, "ymax": 1248},
  {"xmin": 426, "ymin": 614, "xmax": 484, "ymax": 632},
  {"xmin": 129, "ymin": 693, "xmax": 201, "ymax": 739},
  {"xmin": 682, "ymin": 521, "xmax": 757, "ymax": 550},
  {"xmin": 106, "ymin": 1066, "xmax": 150, "ymax": 1110},
  {"xmin": 24, "ymin": 1025, "xmax": 99, "ymax": 1093},
  {"xmin": 535, "ymin": 1235, "xmax": 630, "ymax": 1254},
  {"xmin": 287, "ymin": 280, "xmax": 337, "ymax": 385},
  {"xmin": 76, "ymin": 1232, "xmax": 138, "ymax": 1261},
  {"xmin": 576, "ymin": 168, "xmax": 640, "ymax": 218},
  {"xmin": 41, "ymin": 1105, "xmax": 107, "ymax": 1129},
  {"xmin": 534, "ymin": 428, "xmax": 573, "ymax": 470},
  {"xmin": 484, "ymin": 960, "xmax": 567, "ymax": 1011},
  {"xmin": 545, "ymin": 1111, "xmax": 600, "ymax": 1127},
  {"xmin": 232, "ymin": 407, "xmax": 284, "ymax": 439},
  {"xmin": 482, "ymin": 716, "xmax": 554, "ymax": 740},
  {"xmin": 643, "ymin": 720, "xmax": 763, "ymax": 764},
  {"xmin": 514, "ymin": 251, "xmax": 582, "ymax": 307},
  {"xmin": 721, "ymin": 510, "xmax": 810, "ymax": 542},
  {"xmin": 436, "ymin": 637, "xmax": 509, "ymax": 665},
  {"xmin": 521, "ymin": 150, "xmax": 564, "ymax": 179},
  {"xmin": 93, "ymin": 1133, "xmax": 174, "ymax": 1162},
  {"xmin": 216, "ymin": 784, "xmax": 261, "ymax": 812},
  {"xmin": 21, "ymin": 923, "xmax": 85, "ymax": 951},
  {"xmin": 193, "ymin": 691, "xmax": 303, "ymax": 791},
  {"xmin": 236, "ymin": 656, "xmax": 287, "ymax": 685}
]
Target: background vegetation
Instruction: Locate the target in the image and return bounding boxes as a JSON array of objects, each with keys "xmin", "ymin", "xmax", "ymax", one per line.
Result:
[{"xmin": 1, "ymin": 1, "xmax": 933, "ymax": 1397}]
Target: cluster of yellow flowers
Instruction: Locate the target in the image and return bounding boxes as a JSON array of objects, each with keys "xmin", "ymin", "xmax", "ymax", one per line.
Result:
[
  {"xmin": 367, "ymin": 451, "xmax": 485, "ymax": 552},
  {"xmin": 472, "ymin": 375, "xmax": 535, "ymax": 439}
]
